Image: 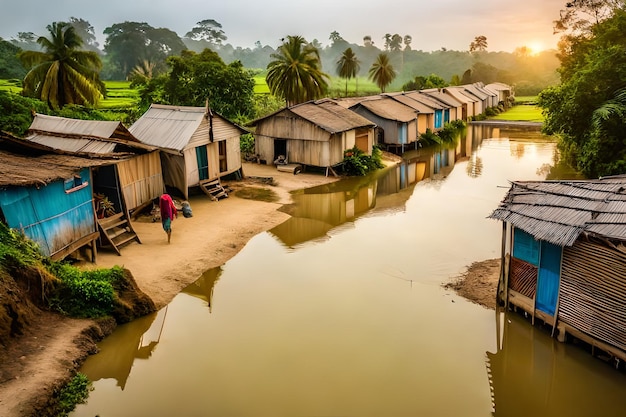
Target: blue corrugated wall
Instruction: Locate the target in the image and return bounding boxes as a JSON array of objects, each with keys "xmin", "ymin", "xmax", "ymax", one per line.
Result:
[{"xmin": 0, "ymin": 168, "xmax": 96, "ymax": 256}]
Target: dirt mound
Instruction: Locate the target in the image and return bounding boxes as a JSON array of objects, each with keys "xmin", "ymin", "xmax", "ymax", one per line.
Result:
[{"xmin": 0, "ymin": 265, "xmax": 155, "ymax": 417}]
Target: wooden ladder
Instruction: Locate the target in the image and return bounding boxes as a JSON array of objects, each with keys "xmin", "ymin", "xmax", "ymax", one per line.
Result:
[
  {"xmin": 97, "ymin": 212, "xmax": 141, "ymax": 255},
  {"xmin": 199, "ymin": 178, "xmax": 229, "ymax": 201}
]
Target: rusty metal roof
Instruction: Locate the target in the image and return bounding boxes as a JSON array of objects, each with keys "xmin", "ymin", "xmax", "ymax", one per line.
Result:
[
  {"xmin": 489, "ymin": 177, "xmax": 626, "ymax": 246},
  {"xmin": 28, "ymin": 113, "xmax": 138, "ymax": 141}
]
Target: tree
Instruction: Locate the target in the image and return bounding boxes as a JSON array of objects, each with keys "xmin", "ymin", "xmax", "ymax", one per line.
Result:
[
  {"xmin": 553, "ymin": 0, "xmax": 622, "ymax": 35},
  {"xmin": 336, "ymin": 47, "xmax": 360, "ymax": 96},
  {"xmin": 539, "ymin": 7, "xmax": 626, "ymax": 177},
  {"xmin": 103, "ymin": 22, "xmax": 186, "ymax": 79},
  {"xmin": 403, "ymin": 35, "xmax": 413, "ymax": 51},
  {"xmin": 68, "ymin": 17, "xmax": 100, "ymax": 52},
  {"xmin": 184, "ymin": 19, "xmax": 227, "ymax": 45},
  {"xmin": 0, "ymin": 39, "xmax": 26, "ymax": 78},
  {"xmin": 390, "ymin": 34, "xmax": 403, "ymax": 52},
  {"xmin": 266, "ymin": 35, "xmax": 329, "ymax": 106},
  {"xmin": 18, "ymin": 22, "xmax": 105, "ymax": 109},
  {"xmin": 363, "ymin": 35, "xmax": 373, "ymax": 47},
  {"xmin": 469, "ymin": 35, "xmax": 488, "ymax": 52},
  {"xmin": 368, "ymin": 52, "xmax": 396, "ymax": 93},
  {"xmin": 383, "ymin": 34, "xmax": 392, "ymax": 50},
  {"xmin": 135, "ymin": 49, "xmax": 255, "ymax": 120}
]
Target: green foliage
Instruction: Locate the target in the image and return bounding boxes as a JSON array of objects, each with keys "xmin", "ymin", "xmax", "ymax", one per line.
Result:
[
  {"xmin": 341, "ymin": 146, "xmax": 384, "ymax": 176},
  {"xmin": 55, "ymin": 373, "xmax": 91, "ymax": 416},
  {"xmin": 0, "ymin": 222, "xmax": 44, "ymax": 271},
  {"xmin": 0, "ymin": 39, "xmax": 26, "ymax": 79},
  {"xmin": 419, "ymin": 120, "xmax": 466, "ymax": 146},
  {"xmin": 368, "ymin": 53, "xmax": 396, "ymax": 93},
  {"xmin": 402, "ymin": 73, "xmax": 447, "ymax": 91},
  {"xmin": 0, "ymin": 90, "xmax": 49, "ymax": 135},
  {"xmin": 267, "ymin": 35, "xmax": 330, "ymax": 106},
  {"xmin": 239, "ymin": 133, "xmax": 255, "ymax": 159},
  {"xmin": 47, "ymin": 263, "xmax": 122, "ymax": 318},
  {"xmin": 539, "ymin": 8, "xmax": 626, "ymax": 178},
  {"xmin": 135, "ymin": 49, "xmax": 255, "ymax": 120},
  {"xmin": 19, "ymin": 22, "xmax": 106, "ymax": 110}
]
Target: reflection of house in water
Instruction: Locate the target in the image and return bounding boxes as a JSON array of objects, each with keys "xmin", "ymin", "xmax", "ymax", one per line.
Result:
[
  {"xmin": 182, "ymin": 267, "xmax": 223, "ymax": 312},
  {"xmin": 487, "ymin": 311, "xmax": 626, "ymax": 416},
  {"xmin": 81, "ymin": 308, "xmax": 167, "ymax": 389}
]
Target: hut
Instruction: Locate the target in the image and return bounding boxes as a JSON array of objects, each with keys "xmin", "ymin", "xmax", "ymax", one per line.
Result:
[
  {"xmin": 129, "ymin": 104, "xmax": 246, "ymax": 199},
  {"xmin": 489, "ymin": 176, "xmax": 626, "ymax": 363},
  {"xmin": 419, "ymin": 89, "xmax": 464, "ymax": 123},
  {"xmin": 26, "ymin": 113, "xmax": 164, "ymax": 215},
  {"xmin": 346, "ymin": 95, "xmax": 419, "ymax": 153},
  {"xmin": 248, "ymin": 99, "xmax": 376, "ymax": 175},
  {"xmin": 0, "ymin": 132, "xmax": 118, "ymax": 261}
]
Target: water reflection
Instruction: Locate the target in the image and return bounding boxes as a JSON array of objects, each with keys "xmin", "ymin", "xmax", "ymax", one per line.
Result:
[
  {"xmin": 78, "ymin": 308, "xmax": 166, "ymax": 389},
  {"xmin": 72, "ymin": 123, "xmax": 619, "ymax": 417},
  {"xmin": 488, "ymin": 310, "xmax": 626, "ymax": 417}
]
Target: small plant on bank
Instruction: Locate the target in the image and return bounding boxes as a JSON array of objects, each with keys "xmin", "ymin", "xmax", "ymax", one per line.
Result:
[
  {"xmin": 341, "ymin": 145, "xmax": 384, "ymax": 176},
  {"xmin": 55, "ymin": 372, "xmax": 92, "ymax": 416},
  {"xmin": 47, "ymin": 263, "xmax": 123, "ymax": 318}
]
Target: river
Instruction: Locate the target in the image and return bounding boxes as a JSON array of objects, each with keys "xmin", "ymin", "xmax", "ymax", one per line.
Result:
[{"xmin": 71, "ymin": 123, "xmax": 626, "ymax": 417}]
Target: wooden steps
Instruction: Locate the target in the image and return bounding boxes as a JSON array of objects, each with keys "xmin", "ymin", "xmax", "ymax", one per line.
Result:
[
  {"xmin": 199, "ymin": 178, "xmax": 229, "ymax": 201},
  {"xmin": 97, "ymin": 212, "xmax": 141, "ymax": 255}
]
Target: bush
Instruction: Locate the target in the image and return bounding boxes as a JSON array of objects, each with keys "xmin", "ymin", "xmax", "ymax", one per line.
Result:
[
  {"xmin": 47, "ymin": 263, "xmax": 121, "ymax": 318},
  {"xmin": 341, "ymin": 145, "xmax": 384, "ymax": 176},
  {"xmin": 55, "ymin": 373, "xmax": 91, "ymax": 416}
]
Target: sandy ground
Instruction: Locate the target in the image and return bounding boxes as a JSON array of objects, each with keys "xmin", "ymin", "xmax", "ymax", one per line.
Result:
[{"xmin": 0, "ymin": 160, "xmax": 501, "ymax": 416}]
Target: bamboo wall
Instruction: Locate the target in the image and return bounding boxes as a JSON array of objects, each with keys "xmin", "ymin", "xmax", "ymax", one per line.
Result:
[
  {"xmin": 559, "ymin": 239, "xmax": 626, "ymax": 352},
  {"xmin": 117, "ymin": 152, "xmax": 164, "ymax": 211}
]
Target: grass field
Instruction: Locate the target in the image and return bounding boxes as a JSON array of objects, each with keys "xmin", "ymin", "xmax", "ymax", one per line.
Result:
[
  {"xmin": 490, "ymin": 98, "xmax": 544, "ymax": 123},
  {"xmin": 0, "ymin": 79, "xmax": 22, "ymax": 93},
  {"xmin": 100, "ymin": 80, "xmax": 139, "ymax": 109}
]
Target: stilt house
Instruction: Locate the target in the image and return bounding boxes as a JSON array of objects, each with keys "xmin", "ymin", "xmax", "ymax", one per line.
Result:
[
  {"xmin": 248, "ymin": 99, "xmax": 376, "ymax": 175},
  {"xmin": 489, "ymin": 176, "xmax": 626, "ymax": 363},
  {"xmin": 0, "ymin": 132, "xmax": 120, "ymax": 261},
  {"xmin": 129, "ymin": 104, "xmax": 247, "ymax": 199}
]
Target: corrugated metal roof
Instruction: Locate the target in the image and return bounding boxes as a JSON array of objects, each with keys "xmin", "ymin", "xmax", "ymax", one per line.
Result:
[
  {"xmin": 383, "ymin": 93, "xmax": 435, "ymax": 113},
  {"xmin": 420, "ymin": 89, "xmax": 464, "ymax": 108},
  {"xmin": 129, "ymin": 104, "xmax": 246, "ymax": 152},
  {"xmin": 489, "ymin": 177, "xmax": 626, "ymax": 246},
  {"xmin": 286, "ymin": 99, "xmax": 376, "ymax": 133},
  {"xmin": 351, "ymin": 96, "xmax": 417, "ymax": 122},
  {"xmin": 28, "ymin": 133, "xmax": 117, "ymax": 154},
  {"xmin": 29, "ymin": 113, "xmax": 138, "ymax": 142}
]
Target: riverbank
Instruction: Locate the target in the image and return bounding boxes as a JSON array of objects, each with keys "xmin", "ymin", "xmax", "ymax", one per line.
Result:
[{"xmin": 0, "ymin": 157, "xmax": 500, "ymax": 416}]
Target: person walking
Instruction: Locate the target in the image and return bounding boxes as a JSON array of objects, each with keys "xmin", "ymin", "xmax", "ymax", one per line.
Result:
[{"xmin": 159, "ymin": 193, "xmax": 177, "ymax": 243}]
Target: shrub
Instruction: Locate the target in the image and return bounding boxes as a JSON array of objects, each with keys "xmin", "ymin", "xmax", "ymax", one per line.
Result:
[
  {"xmin": 341, "ymin": 145, "xmax": 384, "ymax": 176},
  {"xmin": 47, "ymin": 263, "xmax": 121, "ymax": 318},
  {"xmin": 55, "ymin": 373, "xmax": 92, "ymax": 416}
]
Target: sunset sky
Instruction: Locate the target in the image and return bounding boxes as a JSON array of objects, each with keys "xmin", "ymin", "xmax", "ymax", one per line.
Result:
[{"xmin": 1, "ymin": 0, "xmax": 567, "ymax": 52}]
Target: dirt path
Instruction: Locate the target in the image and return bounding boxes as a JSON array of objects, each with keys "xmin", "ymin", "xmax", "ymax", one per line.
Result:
[{"xmin": 0, "ymin": 160, "xmax": 501, "ymax": 416}]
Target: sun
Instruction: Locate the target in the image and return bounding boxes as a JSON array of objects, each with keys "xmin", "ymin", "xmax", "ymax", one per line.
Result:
[{"xmin": 526, "ymin": 41, "xmax": 545, "ymax": 55}]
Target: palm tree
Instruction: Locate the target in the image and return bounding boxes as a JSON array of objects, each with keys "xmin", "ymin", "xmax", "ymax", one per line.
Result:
[
  {"xmin": 368, "ymin": 53, "xmax": 396, "ymax": 93},
  {"xmin": 266, "ymin": 35, "xmax": 329, "ymax": 107},
  {"xmin": 336, "ymin": 48, "xmax": 360, "ymax": 96},
  {"xmin": 19, "ymin": 22, "xmax": 106, "ymax": 109}
]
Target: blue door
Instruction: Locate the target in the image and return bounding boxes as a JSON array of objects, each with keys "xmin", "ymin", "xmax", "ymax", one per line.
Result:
[{"xmin": 536, "ymin": 241, "xmax": 562, "ymax": 315}]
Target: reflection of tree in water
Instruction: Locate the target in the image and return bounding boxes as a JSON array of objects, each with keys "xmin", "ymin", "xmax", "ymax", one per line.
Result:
[{"xmin": 466, "ymin": 153, "xmax": 483, "ymax": 178}]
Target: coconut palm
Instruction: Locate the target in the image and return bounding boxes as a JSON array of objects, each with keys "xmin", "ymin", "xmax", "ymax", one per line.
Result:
[
  {"xmin": 368, "ymin": 53, "xmax": 396, "ymax": 93},
  {"xmin": 266, "ymin": 35, "xmax": 329, "ymax": 106},
  {"xmin": 336, "ymin": 48, "xmax": 360, "ymax": 96},
  {"xmin": 19, "ymin": 21, "xmax": 105, "ymax": 109}
]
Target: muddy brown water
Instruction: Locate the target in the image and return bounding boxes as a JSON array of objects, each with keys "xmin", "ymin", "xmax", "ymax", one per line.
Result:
[{"xmin": 72, "ymin": 125, "xmax": 626, "ymax": 417}]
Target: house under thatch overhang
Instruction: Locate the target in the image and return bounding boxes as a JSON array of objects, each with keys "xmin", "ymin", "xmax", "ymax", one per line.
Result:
[{"xmin": 489, "ymin": 176, "xmax": 626, "ymax": 364}]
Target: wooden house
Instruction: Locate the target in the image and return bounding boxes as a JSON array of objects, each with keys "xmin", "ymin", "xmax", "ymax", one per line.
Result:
[
  {"xmin": 380, "ymin": 92, "xmax": 436, "ymax": 133},
  {"xmin": 346, "ymin": 95, "xmax": 419, "ymax": 153},
  {"xmin": 248, "ymin": 99, "xmax": 375, "ymax": 174},
  {"xmin": 489, "ymin": 177, "xmax": 626, "ymax": 363},
  {"xmin": 443, "ymin": 87, "xmax": 477, "ymax": 120},
  {"xmin": 129, "ymin": 104, "xmax": 246, "ymax": 199},
  {"xmin": 0, "ymin": 132, "xmax": 120, "ymax": 261},
  {"xmin": 394, "ymin": 91, "xmax": 448, "ymax": 130},
  {"xmin": 485, "ymin": 82, "xmax": 513, "ymax": 107},
  {"xmin": 419, "ymin": 89, "xmax": 464, "ymax": 123}
]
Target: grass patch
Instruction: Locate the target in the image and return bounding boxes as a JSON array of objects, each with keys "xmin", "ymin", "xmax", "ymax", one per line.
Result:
[
  {"xmin": 0, "ymin": 79, "xmax": 22, "ymax": 93},
  {"xmin": 233, "ymin": 186, "xmax": 278, "ymax": 202},
  {"xmin": 100, "ymin": 80, "xmax": 139, "ymax": 109},
  {"xmin": 55, "ymin": 373, "xmax": 91, "ymax": 416},
  {"xmin": 490, "ymin": 104, "xmax": 544, "ymax": 122}
]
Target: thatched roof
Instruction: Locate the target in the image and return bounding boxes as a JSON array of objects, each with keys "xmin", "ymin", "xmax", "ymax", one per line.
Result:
[
  {"xmin": 489, "ymin": 177, "xmax": 626, "ymax": 246},
  {"xmin": 0, "ymin": 131, "xmax": 118, "ymax": 187}
]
